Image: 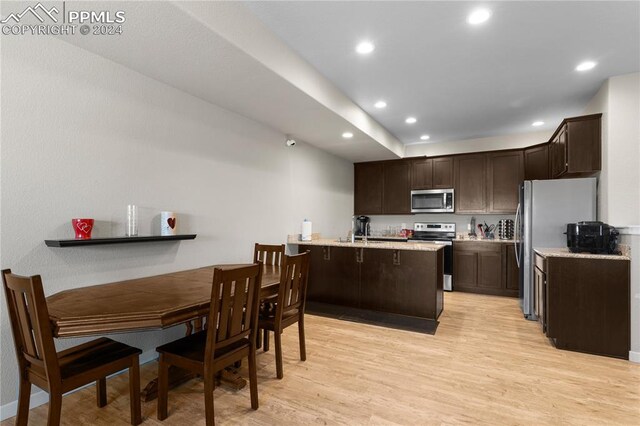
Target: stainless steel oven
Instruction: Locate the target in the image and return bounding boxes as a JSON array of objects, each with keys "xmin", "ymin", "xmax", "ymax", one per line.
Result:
[{"xmin": 411, "ymin": 189, "xmax": 454, "ymax": 213}]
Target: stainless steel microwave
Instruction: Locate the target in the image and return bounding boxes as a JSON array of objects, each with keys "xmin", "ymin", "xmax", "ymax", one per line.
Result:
[{"xmin": 411, "ymin": 189, "xmax": 454, "ymax": 213}]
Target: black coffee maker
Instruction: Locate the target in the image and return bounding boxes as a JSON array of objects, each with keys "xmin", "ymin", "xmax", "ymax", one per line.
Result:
[{"xmin": 355, "ymin": 216, "xmax": 371, "ymax": 236}]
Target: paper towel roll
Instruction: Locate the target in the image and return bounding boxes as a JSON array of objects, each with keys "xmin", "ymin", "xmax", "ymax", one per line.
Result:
[{"xmin": 301, "ymin": 220, "xmax": 312, "ymax": 241}]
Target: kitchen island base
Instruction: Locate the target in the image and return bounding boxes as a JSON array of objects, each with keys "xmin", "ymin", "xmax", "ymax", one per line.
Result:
[{"xmin": 296, "ymin": 242, "xmax": 444, "ymax": 330}]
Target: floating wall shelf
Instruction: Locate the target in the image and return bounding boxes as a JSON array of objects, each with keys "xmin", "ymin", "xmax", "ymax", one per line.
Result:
[{"xmin": 45, "ymin": 234, "xmax": 197, "ymax": 247}]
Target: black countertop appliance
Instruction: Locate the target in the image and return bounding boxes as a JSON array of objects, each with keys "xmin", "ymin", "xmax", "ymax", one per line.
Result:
[
  {"xmin": 566, "ymin": 221, "xmax": 619, "ymax": 254},
  {"xmin": 355, "ymin": 216, "xmax": 370, "ymax": 236}
]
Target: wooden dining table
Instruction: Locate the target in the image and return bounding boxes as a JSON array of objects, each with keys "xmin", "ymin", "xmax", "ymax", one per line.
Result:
[{"xmin": 46, "ymin": 264, "xmax": 281, "ymax": 401}]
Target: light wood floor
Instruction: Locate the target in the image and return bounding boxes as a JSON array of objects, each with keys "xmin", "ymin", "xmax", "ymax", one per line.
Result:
[{"xmin": 4, "ymin": 292, "xmax": 639, "ymax": 425}]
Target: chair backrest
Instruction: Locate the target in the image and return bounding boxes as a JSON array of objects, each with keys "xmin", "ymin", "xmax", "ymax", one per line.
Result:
[
  {"xmin": 253, "ymin": 243, "xmax": 285, "ymax": 266},
  {"xmin": 276, "ymin": 251, "xmax": 311, "ymax": 318},
  {"xmin": 2, "ymin": 269, "xmax": 60, "ymax": 383},
  {"xmin": 205, "ymin": 263, "xmax": 263, "ymax": 358}
]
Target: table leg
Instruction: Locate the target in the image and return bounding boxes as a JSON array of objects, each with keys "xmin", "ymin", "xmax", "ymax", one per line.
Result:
[{"xmin": 141, "ymin": 365, "xmax": 195, "ymax": 402}]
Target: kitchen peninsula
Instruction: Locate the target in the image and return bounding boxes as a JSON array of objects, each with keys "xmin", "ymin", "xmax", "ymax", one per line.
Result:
[{"xmin": 289, "ymin": 238, "xmax": 444, "ymax": 330}]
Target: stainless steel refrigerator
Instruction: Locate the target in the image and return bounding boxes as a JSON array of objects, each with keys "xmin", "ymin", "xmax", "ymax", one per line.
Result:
[{"xmin": 515, "ymin": 178, "xmax": 597, "ymax": 320}]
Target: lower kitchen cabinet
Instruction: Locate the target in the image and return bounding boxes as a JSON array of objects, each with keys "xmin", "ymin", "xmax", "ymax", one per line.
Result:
[
  {"xmin": 478, "ymin": 250, "xmax": 502, "ymax": 289},
  {"xmin": 452, "ymin": 241, "xmax": 518, "ymax": 297},
  {"xmin": 534, "ymin": 256, "xmax": 547, "ymax": 333},
  {"xmin": 305, "ymin": 245, "xmax": 359, "ymax": 305},
  {"xmin": 300, "ymin": 244, "xmax": 444, "ymax": 320},
  {"xmin": 360, "ymin": 248, "xmax": 442, "ymax": 318},
  {"xmin": 452, "ymin": 250, "xmax": 478, "ymax": 288},
  {"xmin": 505, "ymin": 244, "xmax": 519, "ymax": 291},
  {"xmin": 537, "ymin": 252, "xmax": 630, "ymax": 359}
]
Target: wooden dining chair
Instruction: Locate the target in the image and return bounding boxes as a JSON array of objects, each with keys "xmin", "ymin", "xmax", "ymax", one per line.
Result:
[
  {"xmin": 156, "ymin": 263, "xmax": 263, "ymax": 425},
  {"xmin": 253, "ymin": 243, "xmax": 285, "ymax": 266},
  {"xmin": 1, "ymin": 269, "xmax": 142, "ymax": 426},
  {"xmin": 259, "ymin": 251, "xmax": 311, "ymax": 379}
]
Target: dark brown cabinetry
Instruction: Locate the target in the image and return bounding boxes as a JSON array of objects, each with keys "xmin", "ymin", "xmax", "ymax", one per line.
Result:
[
  {"xmin": 353, "ymin": 114, "xmax": 601, "ymax": 215},
  {"xmin": 383, "ymin": 160, "xmax": 411, "ymax": 214},
  {"xmin": 538, "ymin": 252, "xmax": 630, "ymax": 359},
  {"xmin": 433, "ymin": 157, "xmax": 454, "ymax": 189},
  {"xmin": 452, "ymin": 249, "xmax": 478, "ymax": 288},
  {"xmin": 478, "ymin": 250, "xmax": 502, "ymax": 289},
  {"xmin": 410, "ymin": 157, "xmax": 454, "ymax": 190},
  {"xmin": 454, "ymin": 154, "xmax": 487, "ymax": 213},
  {"xmin": 301, "ymin": 244, "xmax": 444, "ymax": 320},
  {"xmin": 410, "ymin": 158, "xmax": 433, "ymax": 190},
  {"xmin": 306, "ymin": 245, "xmax": 359, "ymax": 305},
  {"xmin": 360, "ymin": 249, "xmax": 442, "ymax": 318},
  {"xmin": 354, "ymin": 160, "xmax": 410, "ymax": 215},
  {"xmin": 354, "ymin": 162, "xmax": 383, "ymax": 215},
  {"xmin": 487, "ymin": 150, "xmax": 524, "ymax": 213},
  {"xmin": 524, "ymin": 143, "xmax": 550, "ymax": 180},
  {"xmin": 534, "ymin": 255, "xmax": 547, "ymax": 333},
  {"xmin": 549, "ymin": 124, "xmax": 567, "ymax": 178},
  {"xmin": 505, "ymin": 244, "xmax": 519, "ymax": 291},
  {"xmin": 549, "ymin": 114, "xmax": 602, "ymax": 178},
  {"xmin": 453, "ymin": 241, "xmax": 518, "ymax": 297}
]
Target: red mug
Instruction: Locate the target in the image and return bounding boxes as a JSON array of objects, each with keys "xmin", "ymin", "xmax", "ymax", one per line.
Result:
[{"xmin": 72, "ymin": 219, "xmax": 94, "ymax": 239}]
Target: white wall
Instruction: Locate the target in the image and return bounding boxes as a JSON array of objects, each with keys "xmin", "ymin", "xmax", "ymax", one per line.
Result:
[
  {"xmin": 0, "ymin": 34, "xmax": 353, "ymax": 408},
  {"xmin": 404, "ymin": 130, "xmax": 552, "ymax": 158},
  {"xmin": 582, "ymin": 79, "xmax": 610, "ymax": 220},
  {"xmin": 583, "ymin": 73, "xmax": 640, "ymax": 361}
]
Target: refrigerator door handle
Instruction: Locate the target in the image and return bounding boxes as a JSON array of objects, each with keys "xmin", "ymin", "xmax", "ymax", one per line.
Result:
[{"xmin": 514, "ymin": 203, "xmax": 521, "ymax": 268}]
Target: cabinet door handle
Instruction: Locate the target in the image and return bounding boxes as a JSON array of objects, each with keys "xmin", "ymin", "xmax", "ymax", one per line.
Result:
[
  {"xmin": 393, "ymin": 250, "xmax": 401, "ymax": 266},
  {"xmin": 323, "ymin": 246, "xmax": 331, "ymax": 261},
  {"xmin": 356, "ymin": 248, "xmax": 363, "ymax": 263}
]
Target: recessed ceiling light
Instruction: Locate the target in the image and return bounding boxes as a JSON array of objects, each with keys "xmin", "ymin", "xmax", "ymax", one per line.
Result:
[
  {"xmin": 420, "ymin": 135, "xmax": 430, "ymax": 140},
  {"xmin": 405, "ymin": 117, "xmax": 417, "ymax": 124},
  {"xmin": 356, "ymin": 41, "xmax": 375, "ymax": 55},
  {"xmin": 532, "ymin": 121, "xmax": 544, "ymax": 127},
  {"xmin": 342, "ymin": 132, "xmax": 354, "ymax": 139},
  {"xmin": 374, "ymin": 100, "xmax": 387, "ymax": 109},
  {"xmin": 576, "ymin": 61, "xmax": 597, "ymax": 72},
  {"xmin": 467, "ymin": 9, "xmax": 491, "ymax": 25}
]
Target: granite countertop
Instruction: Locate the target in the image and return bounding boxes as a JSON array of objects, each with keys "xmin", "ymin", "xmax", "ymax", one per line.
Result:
[
  {"xmin": 288, "ymin": 237, "xmax": 445, "ymax": 252},
  {"xmin": 534, "ymin": 246, "xmax": 630, "ymax": 261}
]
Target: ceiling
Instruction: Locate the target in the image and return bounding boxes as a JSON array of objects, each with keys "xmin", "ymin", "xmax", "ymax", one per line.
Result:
[
  {"xmin": 244, "ymin": 1, "xmax": 640, "ymax": 145},
  {"xmin": 52, "ymin": 1, "xmax": 401, "ymax": 162}
]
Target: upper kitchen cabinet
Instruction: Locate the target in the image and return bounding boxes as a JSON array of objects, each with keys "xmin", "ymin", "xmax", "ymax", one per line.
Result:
[
  {"xmin": 432, "ymin": 157, "xmax": 454, "ymax": 189},
  {"xmin": 524, "ymin": 143, "xmax": 550, "ymax": 180},
  {"xmin": 410, "ymin": 156, "xmax": 454, "ymax": 190},
  {"xmin": 549, "ymin": 124, "xmax": 568, "ymax": 178},
  {"xmin": 354, "ymin": 162, "xmax": 383, "ymax": 215},
  {"xmin": 487, "ymin": 150, "xmax": 524, "ymax": 213},
  {"xmin": 410, "ymin": 158, "xmax": 433, "ymax": 190},
  {"xmin": 549, "ymin": 114, "xmax": 602, "ymax": 178},
  {"xmin": 454, "ymin": 154, "xmax": 487, "ymax": 213},
  {"xmin": 383, "ymin": 160, "xmax": 411, "ymax": 214}
]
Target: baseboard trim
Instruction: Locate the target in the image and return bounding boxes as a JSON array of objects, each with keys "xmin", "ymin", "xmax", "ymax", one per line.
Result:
[
  {"xmin": 629, "ymin": 351, "xmax": 640, "ymax": 363},
  {"xmin": 0, "ymin": 350, "xmax": 158, "ymax": 421}
]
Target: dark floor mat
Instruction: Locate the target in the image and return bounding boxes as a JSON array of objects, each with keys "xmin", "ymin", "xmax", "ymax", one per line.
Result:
[{"xmin": 305, "ymin": 302, "xmax": 438, "ymax": 335}]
